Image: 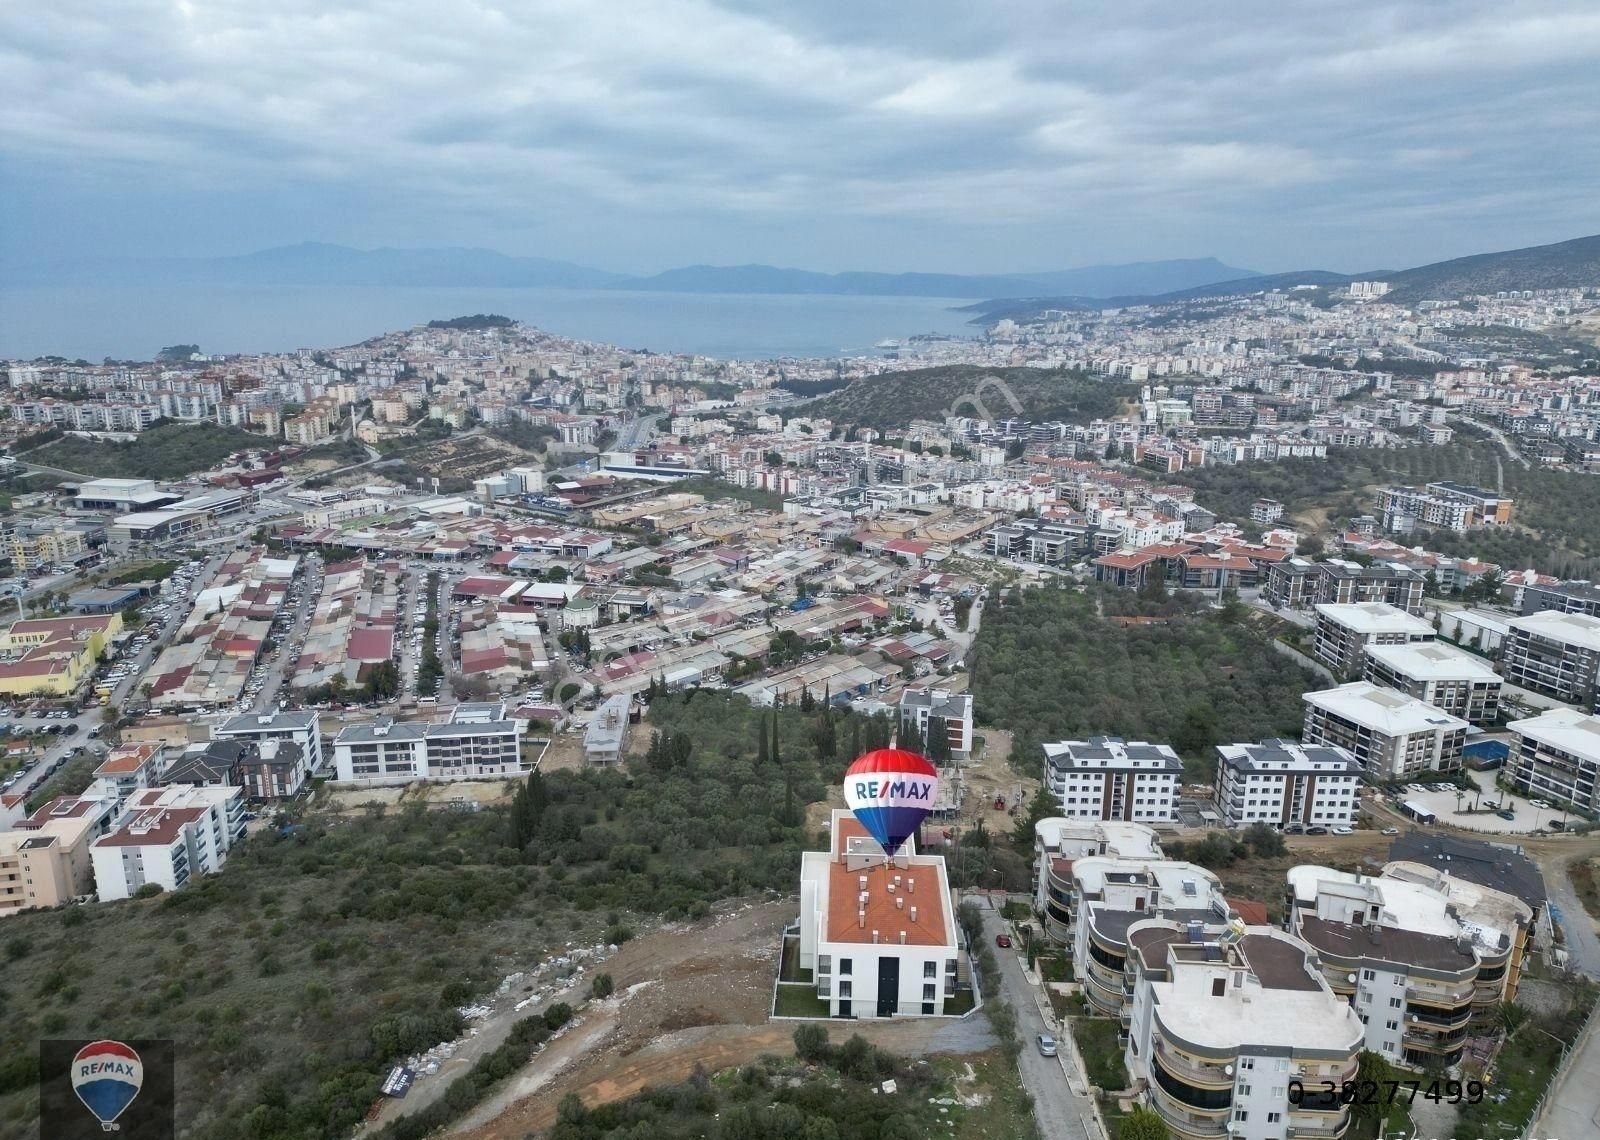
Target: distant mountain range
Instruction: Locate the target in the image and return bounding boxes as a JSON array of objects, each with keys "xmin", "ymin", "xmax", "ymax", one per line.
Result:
[
  {"xmin": 967, "ymin": 232, "xmax": 1600, "ymax": 321},
  {"xmin": 6, "ymin": 242, "xmax": 1258, "ymax": 300}
]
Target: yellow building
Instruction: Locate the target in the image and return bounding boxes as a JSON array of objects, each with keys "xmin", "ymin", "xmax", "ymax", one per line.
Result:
[
  {"xmin": 0, "ymin": 613, "xmax": 122, "ymax": 696},
  {"xmin": 9, "ymin": 526, "xmax": 88, "ymax": 573}
]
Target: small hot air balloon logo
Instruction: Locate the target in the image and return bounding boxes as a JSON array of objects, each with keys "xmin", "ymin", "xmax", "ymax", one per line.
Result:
[
  {"xmin": 843, "ymin": 747, "xmax": 940, "ymax": 858},
  {"xmin": 71, "ymin": 1040, "xmax": 143, "ymax": 1131}
]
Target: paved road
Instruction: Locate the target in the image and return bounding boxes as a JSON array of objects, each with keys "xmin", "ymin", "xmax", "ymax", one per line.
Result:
[
  {"xmin": 1533, "ymin": 1003, "xmax": 1600, "ymax": 1140},
  {"xmin": 979, "ymin": 904, "xmax": 1098, "ymax": 1140},
  {"xmin": 1546, "ymin": 865, "xmax": 1600, "ymax": 978}
]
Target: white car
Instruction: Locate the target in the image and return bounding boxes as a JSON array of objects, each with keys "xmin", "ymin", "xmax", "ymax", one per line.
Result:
[{"xmin": 1331, "ymin": 826, "xmax": 1354, "ymax": 836}]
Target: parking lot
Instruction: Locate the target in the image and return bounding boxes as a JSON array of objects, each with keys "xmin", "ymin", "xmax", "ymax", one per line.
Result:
[{"xmin": 1391, "ymin": 767, "xmax": 1571, "ymax": 834}]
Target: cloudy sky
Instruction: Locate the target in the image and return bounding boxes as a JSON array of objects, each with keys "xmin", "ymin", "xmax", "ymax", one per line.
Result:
[{"xmin": 3, "ymin": 0, "xmax": 1598, "ymax": 275}]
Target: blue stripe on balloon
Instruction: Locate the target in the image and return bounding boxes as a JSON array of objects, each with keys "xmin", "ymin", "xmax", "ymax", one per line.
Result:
[
  {"xmin": 74, "ymin": 1078, "xmax": 140, "ymax": 1123},
  {"xmin": 852, "ymin": 804, "xmax": 927, "ymax": 856}
]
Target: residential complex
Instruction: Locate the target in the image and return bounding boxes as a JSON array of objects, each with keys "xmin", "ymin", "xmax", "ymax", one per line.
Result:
[
  {"xmin": 332, "ymin": 701, "xmax": 528, "ymax": 784},
  {"xmin": 1213, "ymin": 739, "xmax": 1362, "ymax": 828},
  {"xmin": 797, "ymin": 810, "xmax": 958, "ymax": 1018},
  {"xmin": 1507, "ymin": 708, "xmax": 1600, "ymax": 814},
  {"xmin": 897, "ymin": 687, "xmax": 974, "ymax": 761},
  {"xmin": 1042, "ymin": 737, "xmax": 1182, "ymax": 823},
  {"xmin": 1287, "ymin": 862, "xmax": 1531, "ymax": 1067},
  {"xmin": 1032, "ymin": 818, "xmax": 1164, "ymax": 941},
  {"xmin": 1311, "ymin": 602, "xmax": 1435, "ymax": 678},
  {"xmin": 1362, "ymin": 640, "xmax": 1502, "ymax": 724},
  {"xmin": 1500, "ymin": 610, "xmax": 1600, "ymax": 708},
  {"xmin": 1301, "ymin": 682, "xmax": 1468, "ymax": 781},
  {"xmin": 1377, "ymin": 482, "xmax": 1514, "ymax": 534},
  {"xmin": 1123, "ymin": 922, "xmax": 1363, "ymax": 1140},
  {"xmin": 89, "ymin": 785, "xmax": 245, "ymax": 902}
]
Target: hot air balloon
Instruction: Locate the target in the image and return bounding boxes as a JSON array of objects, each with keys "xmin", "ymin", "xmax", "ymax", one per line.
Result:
[
  {"xmin": 843, "ymin": 747, "xmax": 940, "ymax": 858},
  {"xmin": 71, "ymin": 1040, "xmax": 143, "ymax": 1129}
]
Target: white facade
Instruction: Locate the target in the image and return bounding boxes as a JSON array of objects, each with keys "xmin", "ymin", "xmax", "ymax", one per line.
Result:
[
  {"xmin": 1313, "ymin": 602, "xmax": 1435, "ymax": 677},
  {"xmin": 332, "ymin": 703, "xmax": 526, "ymax": 784},
  {"xmin": 214, "ymin": 711, "xmax": 325, "ymax": 780},
  {"xmin": 1302, "ymin": 683, "xmax": 1468, "ymax": 782},
  {"xmin": 797, "ymin": 810, "xmax": 960, "ymax": 1018},
  {"xmin": 89, "ymin": 785, "xmax": 244, "ymax": 901},
  {"xmin": 1214, "ymin": 740, "xmax": 1362, "ymax": 828},
  {"xmin": 898, "ymin": 687, "xmax": 974, "ymax": 760},
  {"xmin": 1043, "ymin": 737, "xmax": 1181, "ymax": 822},
  {"xmin": 1363, "ymin": 640, "xmax": 1503, "ymax": 725},
  {"xmin": 1507, "ymin": 708, "xmax": 1600, "ymax": 813}
]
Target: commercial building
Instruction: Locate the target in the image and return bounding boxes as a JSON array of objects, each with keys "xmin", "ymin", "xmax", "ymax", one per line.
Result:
[
  {"xmin": 1042, "ymin": 737, "xmax": 1182, "ymax": 823},
  {"xmin": 1313, "ymin": 602, "xmax": 1435, "ymax": 678},
  {"xmin": 1287, "ymin": 863, "xmax": 1532, "ymax": 1067},
  {"xmin": 0, "ymin": 612, "xmax": 121, "ymax": 696},
  {"xmin": 1032, "ymin": 819, "xmax": 1163, "ymax": 942},
  {"xmin": 1506, "ymin": 708, "xmax": 1600, "ymax": 814},
  {"xmin": 1302, "ymin": 682, "xmax": 1468, "ymax": 782},
  {"xmin": 898, "ymin": 687, "xmax": 974, "ymax": 761},
  {"xmin": 74, "ymin": 477, "xmax": 179, "ymax": 514},
  {"xmin": 1500, "ymin": 610, "xmax": 1600, "ymax": 707},
  {"xmin": 1363, "ymin": 641, "xmax": 1503, "ymax": 724},
  {"xmin": 796, "ymin": 809, "xmax": 959, "ymax": 1018},
  {"xmin": 1213, "ymin": 740, "xmax": 1362, "ymax": 829},
  {"xmin": 1123, "ymin": 922, "xmax": 1363, "ymax": 1140},
  {"xmin": 331, "ymin": 702, "xmax": 527, "ymax": 784},
  {"xmin": 89, "ymin": 785, "xmax": 245, "ymax": 901}
]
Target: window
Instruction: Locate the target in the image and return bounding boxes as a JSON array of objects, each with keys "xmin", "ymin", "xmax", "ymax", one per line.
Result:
[
  {"xmin": 819, "ymin": 955, "xmax": 832, "ymax": 975},
  {"xmin": 839, "ymin": 981, "xmax": 852, "ymax": 998},
  {"xmin": 1238, "ymin": 1084, "xmax": 1251, "ymax": 1096},
  {"xmin": 921, "ymin": 1002, "xmax": 935, "ymax": 1015},
  {"xmin": 1390, "ymin": 997, "xmax": 1402, "ymax": 1008},
  {"xmin": 1212, "ymin": 978, "xmax": 1226, "ymax": 997},
  {"xmin": 1238, "ymin": 1058, "xmax": 1254, "ymax": 1071},
  {"xmin": 1385, "ymin": 1020, "xmax": 1398, "ymax": 1032},
  {"xmin": 1234, "ymin": 1110, "xmax": 1248, "ymax": 1122},
  {"xmin": 1362, "ymin": 969, "xmax": 1376, "ymax": 981},
  {"xmin": 924, "ymin": 961, "xmax": 937, "ymax": 978},
  {"xmin": 839, "ymin": 958, "xmax": 853, "ymax": 976},
  {"xmin": 924, "ymin": 984, "xmax": 937, "ymax": 1001},
  {"xmin": 1267, "ymin": 1112, "xmax": 1281, "ymax": 1123}
]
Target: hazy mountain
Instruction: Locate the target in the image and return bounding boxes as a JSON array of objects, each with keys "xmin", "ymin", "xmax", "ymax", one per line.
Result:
[
  {"xmin": 967, "ymin": 232, "xmax": 1600, "ymax": 321},
  {"xmin": 13, "ymin": 242, "xmax": 624, "ymax": 289},
  {"xmin": 618, "ymin": 257, "xmax": 1259, "ymax": 299},
  {"xmin": 1382, "ymin": 233, "xmax": 1600, "ymax": 302}
]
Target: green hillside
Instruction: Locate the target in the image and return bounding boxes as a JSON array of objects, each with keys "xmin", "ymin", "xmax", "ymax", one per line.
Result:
[
  {"xmin": 26, "ymin": 421, "xmax": 274, "ymax": 479},
  {"xmin": 801, "ymin": 365, "xmax": 1135, "ymax": 431}
]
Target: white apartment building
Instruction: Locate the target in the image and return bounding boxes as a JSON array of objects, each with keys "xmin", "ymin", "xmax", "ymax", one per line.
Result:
[
  {"xmin": 1123, "ymin": 922, "xmax": 1363, "ymax": 1140},
  {"xmin": 332, "ymin": 702, "xmax": 527, "ymax": 785},
  {"xmin": 1287, "ymin": 863, "xmax": 1531, "ymax": 1068},
  {"xmin": 89, "ymin": 785, "xmax": 245, "ymax": 901},
  {"xmin": 1302, "ymin": 682, "xmax": 1468, "ymax": 782},
  {"xmin": 1032, "ymin": 819, "xmax": 1163, "ymax": 941},
  {"xmin": 1363, "ymin": 640, "xmax": 1503, "ymax": 725},
  {"xmin": 1500, "ymin": 610, "xmax": 1600, "ymax": 708},
  {"xmin": 1213, "ymin": 739, "xmax": 1362, "ymax": 828},
  {"xmin": 898, "ymin": 687, "xmax": 974, "ymax": 761},
  {"xmin": 214, "ymin": 710, "xmax": 324, "ymax": 781},
  {"xmin": 1507, "ymin": 708, "xmax": 1600, "ymax": 813},
  {"xmin": 797, "ymin": 810, "xmax": 960, "ymax": 1018},
  {"xmin": 1043, "ymin": 737, "xmax": 1182, "ymax": 823},
  {"xmin": 1312, "ymin": 602, "xmax": 1435, "ymax": 678}
]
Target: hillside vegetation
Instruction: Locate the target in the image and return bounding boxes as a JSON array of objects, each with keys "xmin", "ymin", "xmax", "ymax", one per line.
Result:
[
  {"xmin": 26, "ymin": 421, "xmax": 271, "ymax": 479},
  {"xmin": 802, "ymin": 365, "xmax": 1135, "ymax": 431},
  {"xmin": 0, "ymin": 695, "xmax": 875, "ymax": 1140},
  {"xmin": 971, "ymin": 584, "xmax": 1318, "ymax": 779},
  {"xmin": 1158, "ymin": 441, "xmax": 1600, "ymax": 576}
]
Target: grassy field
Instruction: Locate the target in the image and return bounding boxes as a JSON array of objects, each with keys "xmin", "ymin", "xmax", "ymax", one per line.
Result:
[{"xmin": 1069, "ymin": 1016, "xmax": 1127, "ymax": 1092}]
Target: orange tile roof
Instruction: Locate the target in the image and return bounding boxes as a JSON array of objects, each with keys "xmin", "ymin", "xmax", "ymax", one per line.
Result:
[{"xmin": 825, "ymin": 818, "xmax": 949, "ymax": 947}]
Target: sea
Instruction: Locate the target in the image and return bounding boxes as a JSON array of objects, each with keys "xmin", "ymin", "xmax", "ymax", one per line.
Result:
[{"xmin": 0, "ymin": 284, "xmax": 983, "ymax": 362}]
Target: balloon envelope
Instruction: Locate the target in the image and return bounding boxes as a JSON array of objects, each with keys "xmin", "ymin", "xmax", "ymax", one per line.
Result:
[
  {"xmin": 71, "ymin": 1040, "xmax": 143, "ymax": 1125},
  {"xmin": 843, "ymin": 748, "xmax": 940, "ymax": 857}
]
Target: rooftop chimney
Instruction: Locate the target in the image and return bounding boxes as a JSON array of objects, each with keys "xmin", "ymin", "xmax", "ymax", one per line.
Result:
[
  {"xmin": 907, "ymin": 877, "xmax": 916, "ymax": 893},
  {"xmin": 898, "ymin": 931, "xmax": 907, "ymax": 944},
  {"xmin": 858, "ymin": 910, "xmax": 865, "ymax": 928},
  {"xmin": 872, "ymin": 930, "xmax": 880, "ymax": 944},
  {"xmin": 896, "ymin": 896, "xmax": 904, "ymax": 910},
  {"xmin": 910, "ymin": 906, "xmax": 918, "ymax": 922}
]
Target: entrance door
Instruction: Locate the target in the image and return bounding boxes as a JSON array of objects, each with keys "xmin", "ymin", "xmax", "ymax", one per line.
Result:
[{"xmin": 877, "ymin": 957, "xmax": 899, "ymax": 1017}]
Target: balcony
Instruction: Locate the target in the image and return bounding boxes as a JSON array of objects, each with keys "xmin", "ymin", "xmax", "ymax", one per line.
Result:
[
  {"xmin": 1407, "ymin": 982, "xmax": 1476, "ymax": 1008},
  {"xmin": 1152, "ymin": 1041, "xmax": 1233, "ymax": 1089},
  {"xmin": 1148, "ymin": 1086, "xmax": 1230, "ymax": 1139},
  {"xmin": 1406, "ymin": 1002, "xmax": 1473, "ymax": 1029}
]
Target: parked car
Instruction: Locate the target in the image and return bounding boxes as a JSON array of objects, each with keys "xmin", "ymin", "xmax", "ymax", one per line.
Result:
[
  {"xmin": 1380, "ymin": 827, "xmax": 1400, "ymax": 836},
  {"xmin": 1037, "ymin": 1034, "xmax": 1058, "ymax": 1057},
  {"xmin": 1331, "ymin": 826, "xmax": 1353, "ymax": 836},
  {"xmin": 1549, "ymin": 819, "xmax": 1566, "ymax": 831},
  {"xmin": 1497, "ymin": 810, "xmax": 1517, "ymax": 821},
  {"xmin": 1306, "ymin": 826, "xmax": 1329, "ymax": 836}
]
